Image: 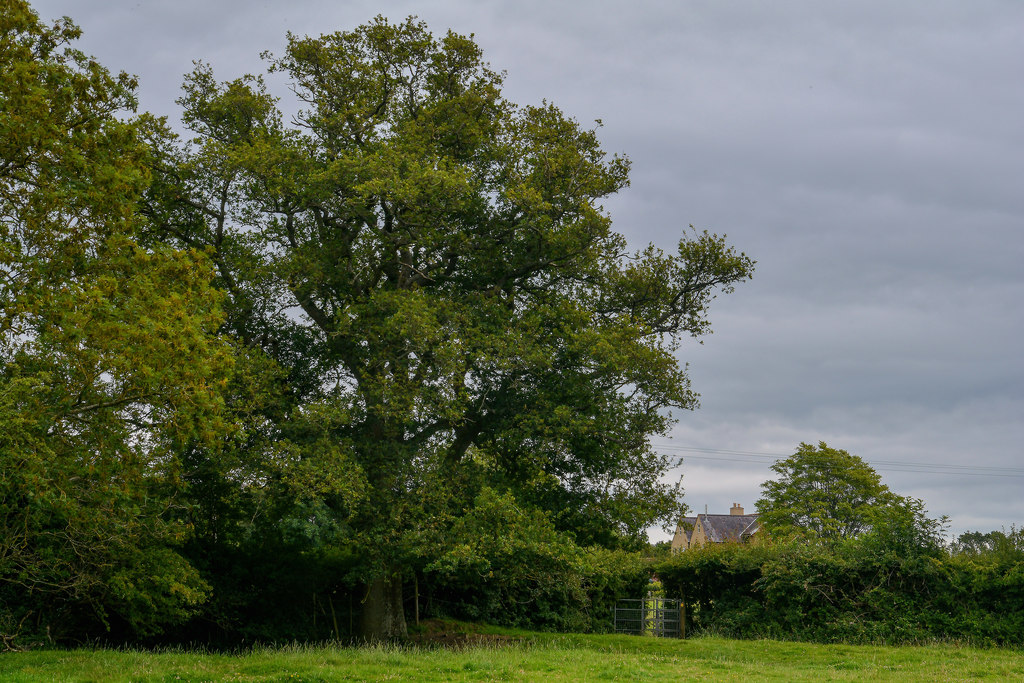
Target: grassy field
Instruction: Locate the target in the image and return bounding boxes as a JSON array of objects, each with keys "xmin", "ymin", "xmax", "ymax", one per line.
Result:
[{"xmin": 3, "ymin": 631, "xmax": 1022, "ymax": 682}]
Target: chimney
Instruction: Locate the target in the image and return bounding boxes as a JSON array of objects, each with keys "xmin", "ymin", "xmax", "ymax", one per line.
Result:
[{"xmin": 730, "ymin": 503, "xmax": 745, "ymax": 516}]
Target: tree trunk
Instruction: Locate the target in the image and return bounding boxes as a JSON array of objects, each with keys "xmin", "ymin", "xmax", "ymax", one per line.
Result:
[{"xmin": 360, "ymin": 568, "xmax": 407, "ymax": 640}]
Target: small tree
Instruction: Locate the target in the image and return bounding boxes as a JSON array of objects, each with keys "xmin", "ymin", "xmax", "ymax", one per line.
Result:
[
  {"xmin": 757, "ymin": 442, "xmax": 897, "ymax": 541},
  {"xmin": 951, "ymin": 527, "xmax": 1024, "ymax": 559}
]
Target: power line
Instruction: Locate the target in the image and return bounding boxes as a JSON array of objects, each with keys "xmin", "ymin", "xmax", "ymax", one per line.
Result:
[
  {"xmin": 652, "ymin": 443, "xmax": 1024, "ymax": 472},
  {"xmin": 650, "ymin": 443, "xmax": 1024, "ymax": 479}
]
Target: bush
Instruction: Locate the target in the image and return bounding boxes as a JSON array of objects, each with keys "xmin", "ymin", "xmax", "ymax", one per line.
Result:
[
  {"xmin": 416, "ymin": 489, "xmax": 649, "ymax": 632},
  {"xmin": 657, "ymin": 532, "xmax": 1024, "ymax": 645}
]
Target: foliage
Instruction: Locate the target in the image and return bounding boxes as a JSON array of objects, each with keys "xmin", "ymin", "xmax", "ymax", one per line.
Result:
[
  {"xmin": 5, "ymin": 1, "xmax": 753, "ymax": 645},
  {"xmin": 658, "ymin": 514, "xmax": 1024, "ymax": 646},
  {"xmin": 951, "ymin": 527, "xmax": 1024, "ymax": 559},
  {"xmin": 141, "ymin": 14, "xmax": 753, "ymax": 637},
  {"xmin": 1, "ymin": 1, "xmax": 231, "ymax": 646},
  {"xmin": 418, "ymin": 487, "xmax": 649, "ymax": 632},
  {"xmin": 756, "ymin": 442, "xmax": 901, "ymax": 541}
]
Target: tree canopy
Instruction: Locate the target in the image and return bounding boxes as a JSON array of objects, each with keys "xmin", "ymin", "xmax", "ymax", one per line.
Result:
[
  {"xmin": 142, "ymin": 16, "xmax": 753, "ymax": 637},
  {"xmin": 756, "ymin": 442, "xmax": 902, "ymax": 541},
  {"xmin": 2, "ymin": 5, "xmax": 754, "ymax": 644},
  {"xmin": 1, "ymin": 0, "xmax": 231, "ymax": 643}
]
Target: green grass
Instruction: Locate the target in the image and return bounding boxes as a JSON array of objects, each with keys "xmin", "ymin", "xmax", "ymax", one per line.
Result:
[{"xmin": 3, "ymin": 632, "xmax": 1023, "ymax": 682}]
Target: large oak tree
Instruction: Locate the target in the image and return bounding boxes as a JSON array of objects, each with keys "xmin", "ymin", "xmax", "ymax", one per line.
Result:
[{"xmin": 146, "ymin": 16, "xmax": 754, "ymax": 638}]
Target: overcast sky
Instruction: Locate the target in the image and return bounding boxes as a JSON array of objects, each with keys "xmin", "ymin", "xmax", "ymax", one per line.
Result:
[{"xmin": 30, "ymin": 0, "xmax": 1024, "ymax": 540}]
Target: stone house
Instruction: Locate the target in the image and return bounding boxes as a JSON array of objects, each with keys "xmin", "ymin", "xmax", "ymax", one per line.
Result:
[{"xmin": 671, "ymin": 503, "xmax": 760, "ymax": 552}]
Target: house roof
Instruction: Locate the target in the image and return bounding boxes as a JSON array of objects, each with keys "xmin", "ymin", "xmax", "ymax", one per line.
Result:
[
  {"xmin": 740, "ymin": 517, "xmax": 760, "ymax": 538},
  {"xmin": 697, "ymin": 513, "xmax": 760, "ymax": 543},
  {"xmin": 675, "ymin": 517, "xmax": 697, "ymax": 542}
]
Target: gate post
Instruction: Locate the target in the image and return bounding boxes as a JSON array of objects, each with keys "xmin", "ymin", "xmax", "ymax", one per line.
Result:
[{"xmin": 679, "ymin": 597, "xmax": 686, "ymax": 639}]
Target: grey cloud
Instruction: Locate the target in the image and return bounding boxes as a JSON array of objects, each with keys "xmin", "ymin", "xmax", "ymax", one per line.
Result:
[{"xmin": 29, "ymin": 0, "xmax": 1024, "ymax": 539}]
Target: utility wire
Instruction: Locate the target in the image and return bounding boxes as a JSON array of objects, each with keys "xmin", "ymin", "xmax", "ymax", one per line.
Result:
[
  {"xmin": 650, "ymin": 443, "xmax": 1024, "ymax": 479},
  {"xmin": 652, "ymin": 443, "xmax": 1024, "ymax": 471}
]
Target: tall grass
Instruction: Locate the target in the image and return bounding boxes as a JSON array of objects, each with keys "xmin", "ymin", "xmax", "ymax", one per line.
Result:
[{"xmin": 3, "ymin": 632, "xmax": 1023, "ymax": 682}]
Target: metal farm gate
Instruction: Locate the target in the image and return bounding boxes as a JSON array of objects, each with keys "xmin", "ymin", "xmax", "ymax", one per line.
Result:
[{"xmin": 613, "ymin": 598, "xmax": 684, "ymax": 638}]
